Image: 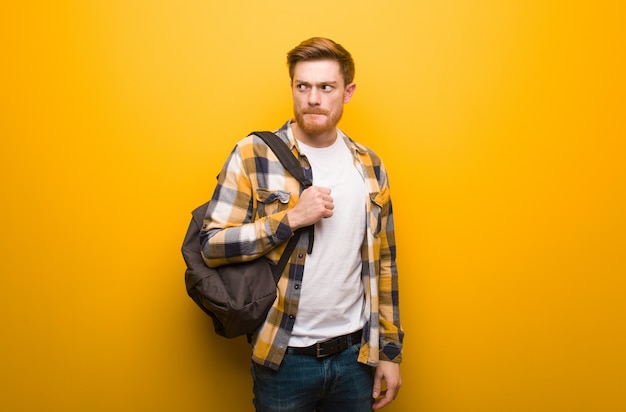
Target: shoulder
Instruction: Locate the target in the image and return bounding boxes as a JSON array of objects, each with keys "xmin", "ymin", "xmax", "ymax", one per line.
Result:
[
  {"xmin": 341, "ymin": 132, "xmax": 386, "ymax": 176},
  {"xmin": 235, "ymin": 121, "xmax": 294, "ymax": 155},
  {"xmin": 233, "ymin": 134, "xmax": 272, "ymax": 161}
]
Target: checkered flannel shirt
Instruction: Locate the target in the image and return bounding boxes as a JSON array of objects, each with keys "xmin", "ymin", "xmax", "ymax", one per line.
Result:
[{"xmin": 201, "ymin": 121, "xmax": 403, "ymax": 371}]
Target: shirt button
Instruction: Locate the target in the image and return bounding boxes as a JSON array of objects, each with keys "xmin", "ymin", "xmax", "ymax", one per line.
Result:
[
  {"xmin": 298, "ymin": 254, "xmax": 303, "ymax": 258},
  {"xmin": 294, "ymin": 284, "xmax": 300, "ymax": 289},
  {"xmin": 289, "ymin": 315, "xmax": 295, "ymax": 319}
]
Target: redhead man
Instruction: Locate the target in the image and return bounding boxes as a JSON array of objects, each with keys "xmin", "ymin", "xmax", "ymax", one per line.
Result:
[{"xmin": 201, "ymin": 37, "xmax": 403, "ymax": 411}]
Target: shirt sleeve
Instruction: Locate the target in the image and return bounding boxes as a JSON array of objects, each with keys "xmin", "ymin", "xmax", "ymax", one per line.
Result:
[
  {"xmin": 199, "ymin": 142, "xmax": 293, "ymax": 268},
  {"xmin": 377, "ymin": 167, "xmax": 404, "ymax": 363}
]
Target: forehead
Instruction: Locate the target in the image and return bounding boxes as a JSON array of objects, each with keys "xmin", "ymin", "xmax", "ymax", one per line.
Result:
[{"xmin": 293, "ymin": 59, "xmax": 343, "ymax": 83}]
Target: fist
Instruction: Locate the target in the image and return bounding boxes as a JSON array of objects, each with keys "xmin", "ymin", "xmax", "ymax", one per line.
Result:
[{"xmin": 287, "ymin": 186, "xmax": 333, "ymax": 230}]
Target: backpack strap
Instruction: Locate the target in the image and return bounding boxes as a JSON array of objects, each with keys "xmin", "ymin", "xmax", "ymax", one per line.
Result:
[
  {"xmin": 249, "ymin": 131, "xmax": 315, "ymax": 255},
  {"xmin": 251, "ymin": 131, "xmax": 312, "ymax": 189}
]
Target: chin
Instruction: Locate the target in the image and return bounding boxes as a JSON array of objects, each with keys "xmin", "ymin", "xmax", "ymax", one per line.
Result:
[{"xmin": 301, "ymin": 123, "xmax": 333, "ymax": 135}]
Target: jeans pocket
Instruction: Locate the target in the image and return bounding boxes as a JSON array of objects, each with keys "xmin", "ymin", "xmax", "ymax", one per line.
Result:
[{"xmin": 349, "ymin": 342, "xmax": 362, "ymax": 355}]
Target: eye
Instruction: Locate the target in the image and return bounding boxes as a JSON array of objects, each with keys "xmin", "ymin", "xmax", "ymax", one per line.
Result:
[
  {"xmin": 296, "ymin": 83, "xmax": 308, "ymax": 91},
  {"xmin": 321, "ymin": 84, "xmax": 334, "ymax": 92}
]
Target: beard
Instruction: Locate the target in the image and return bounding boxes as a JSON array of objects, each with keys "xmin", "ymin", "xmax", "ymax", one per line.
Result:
[{"xmin": 294, "ymin": 108, "xmax": 343, "ymax": 135}]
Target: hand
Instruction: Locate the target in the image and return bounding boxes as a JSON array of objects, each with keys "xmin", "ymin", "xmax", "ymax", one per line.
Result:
[
  {"xmin": 286, "ymin": 185, "xmax": 334, "ymax": 230},
  {"xmin": 372, "ymin": 360, "xmax": 402, "ymax": 410}
]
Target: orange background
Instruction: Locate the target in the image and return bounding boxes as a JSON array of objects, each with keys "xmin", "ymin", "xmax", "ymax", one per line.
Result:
[{"xmin": 1, "ymin": 1, "xmax": 625, "ymax": 411}]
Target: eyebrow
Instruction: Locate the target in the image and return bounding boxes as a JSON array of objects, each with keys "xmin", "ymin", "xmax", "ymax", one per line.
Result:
[{"xmin": 295, "ymin": 80, "xmax": 339, "ymax": 86}]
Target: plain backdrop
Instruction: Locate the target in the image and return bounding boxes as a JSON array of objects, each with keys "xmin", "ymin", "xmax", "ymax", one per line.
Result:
[{"xmin": 1, "ymin": 1, "xmax": 625, "ymax": 411}]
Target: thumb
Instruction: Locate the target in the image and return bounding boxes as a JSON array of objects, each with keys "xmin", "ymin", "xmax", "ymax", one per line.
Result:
[{"xmin": 372, "ymin": 372, "xmax": 383, "ymax": 398}]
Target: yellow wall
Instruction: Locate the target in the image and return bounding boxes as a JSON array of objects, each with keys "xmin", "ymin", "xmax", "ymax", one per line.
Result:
[{"xmin": 1, "ymin": 1, "xmax": 625, "ymax": 411}]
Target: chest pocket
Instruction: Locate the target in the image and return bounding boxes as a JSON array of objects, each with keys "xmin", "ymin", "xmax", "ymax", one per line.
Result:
[
  {"xmin": 369, "ymin": 187, "xmax": 389, "ymax": 236},
  {"xmin": 256, "ymin": 188, "xmax": 291, "ymax": 218}
]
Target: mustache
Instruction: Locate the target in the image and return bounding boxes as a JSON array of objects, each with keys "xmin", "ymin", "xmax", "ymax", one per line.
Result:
[{"xmin": 303, "ymin": 109, "xmax": 328, "ymax": 115}]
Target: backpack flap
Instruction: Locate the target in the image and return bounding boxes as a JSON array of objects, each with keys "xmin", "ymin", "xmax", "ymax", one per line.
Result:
[{"xmin": 182, "ymin": 202, "xmax": 279, "ymax": 338}]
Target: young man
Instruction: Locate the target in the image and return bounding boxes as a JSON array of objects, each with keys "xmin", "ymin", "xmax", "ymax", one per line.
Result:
[{"xmin": 201, "ymin": 37, "xmax": 403, "ymax": 411}]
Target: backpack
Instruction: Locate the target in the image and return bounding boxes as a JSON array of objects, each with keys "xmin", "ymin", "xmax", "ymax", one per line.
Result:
[{"xmin": 182, "ymin": 132, "xmax": 312, "ymax": 338}]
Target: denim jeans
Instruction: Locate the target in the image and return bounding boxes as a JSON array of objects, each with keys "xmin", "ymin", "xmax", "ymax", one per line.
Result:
[{"xmin": 251, "ymin": 343, "xmax": 374, "ymax": 412}]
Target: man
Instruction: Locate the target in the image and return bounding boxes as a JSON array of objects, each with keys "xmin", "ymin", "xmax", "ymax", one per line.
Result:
[{"xmin": 201, "ymin": 37, "xmax": 403, "ymax": 411}]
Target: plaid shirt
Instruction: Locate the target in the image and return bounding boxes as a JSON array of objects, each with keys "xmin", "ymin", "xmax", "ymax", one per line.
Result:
[{"xmin": 201, "ymin": 121, "xmax": 403, "ymax": 371}]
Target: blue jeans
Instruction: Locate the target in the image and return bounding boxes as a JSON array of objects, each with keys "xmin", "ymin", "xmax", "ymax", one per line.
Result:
[{"xmin": 251, "ymin": 343, "xmax": 374, "ymax": 412}]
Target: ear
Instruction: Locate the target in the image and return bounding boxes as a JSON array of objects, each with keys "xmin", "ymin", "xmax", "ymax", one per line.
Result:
[{"xmin": 343, "ymin": 83, "xmax": 356, "ymax": 103}]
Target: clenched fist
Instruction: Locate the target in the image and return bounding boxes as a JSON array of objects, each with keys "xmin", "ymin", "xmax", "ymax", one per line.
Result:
[{"xmin": 286, "ymin": 186, "xmax": 334, "ymax": 230}]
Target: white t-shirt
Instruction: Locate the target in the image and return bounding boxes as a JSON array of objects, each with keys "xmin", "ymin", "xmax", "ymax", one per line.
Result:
[{"xmin": 288, "ymin": 130, "xmax": 367, "ymax": 347}]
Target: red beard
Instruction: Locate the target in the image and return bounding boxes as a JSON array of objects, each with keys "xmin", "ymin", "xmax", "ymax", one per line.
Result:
[{"xmin": 294, "ymin": 109, "xmax": 343, "ymax": 135}]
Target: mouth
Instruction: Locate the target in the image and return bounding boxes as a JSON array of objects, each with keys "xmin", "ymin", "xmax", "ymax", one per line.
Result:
[{"xmin": 303, "ymin": 110, "xmax": 328, "ymax": 116}]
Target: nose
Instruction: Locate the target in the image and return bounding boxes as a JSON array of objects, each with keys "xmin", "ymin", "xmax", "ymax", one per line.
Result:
[{"xmin": 308, "ymin": 87, "xmax": 321, "ymax": 106}]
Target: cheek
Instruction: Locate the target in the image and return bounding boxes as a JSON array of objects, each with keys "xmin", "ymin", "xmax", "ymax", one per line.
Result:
[
  {"xmin": 329, "ymin": 100, "xmax": 343, "ymax": 113},
  {"xmin": 294, "ymin": 96, "xmax": 306, "ymax": 108}
]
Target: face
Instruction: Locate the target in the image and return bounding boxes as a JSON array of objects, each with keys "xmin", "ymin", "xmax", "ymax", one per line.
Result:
[{"xmin": 291, "ymin": 59, "xmax": 355, "ymax": 139}]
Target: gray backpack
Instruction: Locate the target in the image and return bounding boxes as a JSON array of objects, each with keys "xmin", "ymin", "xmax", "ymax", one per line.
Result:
[{"xmin": 182, "ymin": 132, "xmax": 312, "ymax": 338}]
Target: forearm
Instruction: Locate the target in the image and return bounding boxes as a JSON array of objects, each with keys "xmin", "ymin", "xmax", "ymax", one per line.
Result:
[
  {"xmin": 378, "ymin": 200, "xmax": 404, "ymax": 362},
  {"xmin": 201, "ymin": 210, "xmax": 292, "ymax": 267},
  {"xmin": 378, "ymin": 263, "xmax": 404, "ymax": 363},
  {"xmin": 199, "ymin": 144, "xmax": 294, "ymax": 267}
]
